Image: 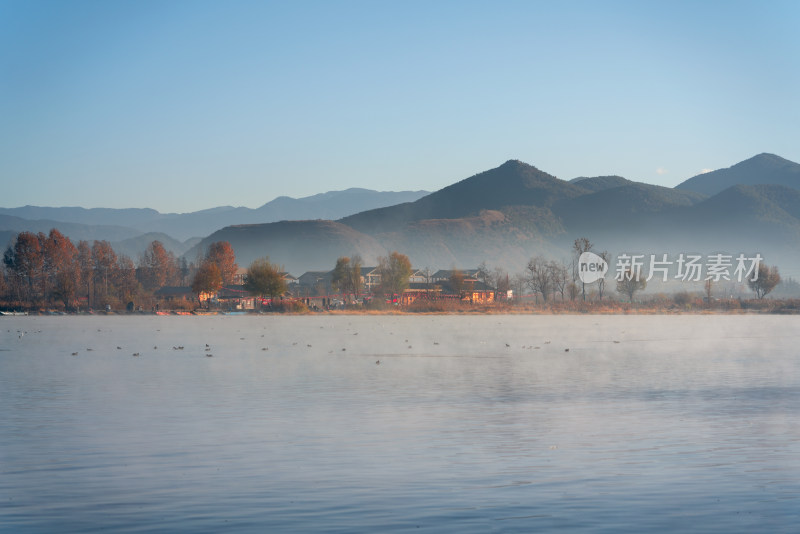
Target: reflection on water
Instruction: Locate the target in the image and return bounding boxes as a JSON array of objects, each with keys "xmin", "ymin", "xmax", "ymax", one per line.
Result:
[{"xmin": 1, "ymin": 315, "xmax": 799, "ymax": 532}]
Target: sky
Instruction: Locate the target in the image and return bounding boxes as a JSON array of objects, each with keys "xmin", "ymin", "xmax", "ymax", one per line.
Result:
[{"xmin": 2, "ymin": 0, "xmax": 799, "ymax": 213}]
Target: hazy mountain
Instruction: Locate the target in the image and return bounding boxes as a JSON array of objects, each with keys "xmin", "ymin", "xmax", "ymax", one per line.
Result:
[
  {"xmin": 0, "ymin": 188, "xmax": 429, "ymax": 241},
  {"xmin": 8, "ymin": 155, "xmax": 800, "ymax": 276},
  {"xmin": 110, "ymin": 232, "xmax": 195, "ymax": 260},
  {"xmin": 553, "ymin": 182, "xmax": 706, "ymax": 237},
  {"xmin": 184, "ymin": 220, "xmax": 387, "ymax": 274},
  {"xmin": 676, "ymin": 153, "xmax": 800, "ymax": 196},
  {"xmin": 0, "ymin": 214, "xmax": 141, "ymax": 246},
  {"xmin": 568, "ymin": 175, "xmax": 633, "ymax": 192},
  {"xmin": 341, "ymin": 160, "xmax": 587, "ymax": 234}
]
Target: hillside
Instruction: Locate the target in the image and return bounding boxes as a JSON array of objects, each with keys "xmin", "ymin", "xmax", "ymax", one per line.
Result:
[
  {"xmin": 568, "ymin": 175, "xmax": 633, "ymax": 192},
  {"xmin": 676, "ymin": 153, "xmax": 800, "ymax": 196},
  {"xmin": 341, "ymin": 160, "xmax": 587, "ymax": 234},
  {"xmin": 184, "ymin": 220, "xmax": 387, "ymax": 274}
]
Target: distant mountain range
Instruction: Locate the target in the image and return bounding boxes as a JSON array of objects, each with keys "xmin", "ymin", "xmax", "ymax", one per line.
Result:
[
  {"xmin": 0, "ymin": 188, "xmax": 429, "ymax": 253},
  {"xmin": 4, "ymin": 153, "xmax": 800, "ymax": 275},
  {"xmin": 192, "ymin": 153, "xmax": 800, "ymax": 273}
]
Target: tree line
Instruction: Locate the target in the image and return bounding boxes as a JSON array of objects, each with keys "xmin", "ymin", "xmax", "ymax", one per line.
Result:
[{"xmin": 1, "ymin": 229, "xmax": 240, "ymax": 310}]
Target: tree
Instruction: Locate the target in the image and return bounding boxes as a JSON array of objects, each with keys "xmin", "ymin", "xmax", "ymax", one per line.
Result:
[
  {"xmin": 616, "ymin": 268, "xmax": 646, "ymax": 302},
  {"xmin": 77, "ymin": 240, "xmax": 94, "ymax": 308},
  {"xmin": 567, "ymin": 281, "xmax": 580, "ymax": 301},
  {"xmin": 596, "ymin": 251, "xmax": 610, "ymax": 300},
  {"xmin": 551, "ymin": 261, "xmax": 569, "ymax": 301},
  {"xmin": 477, "ymin": 261, "xmax": 492, "ymax": 287},
  {"xmin": 178, "ymin": 257, "xmax": 191, "ymax": 286},
  {"xmin": 206, "ymin": 241, "xmax": 238, "ymax": 286},
  {"xmin": 115, "ymin": 255, "xmax": 139, "ymax": 304},
  {"xmin": 493, "ymin": 267, "xmax": 510, "ymax": 296},
  {"xmin": 377, "ymin": 251, "xmax": 412, "ymax": 299},
  {"xmin": 511, "ymin": 273, "xmax": 527, "ymax": 302},
  {"xmin": 748, "ymin": 263, "xmax": 781, "ymax": 299},
  {"xmin": 244, "ymin": 257, "xmax": 287, "ymax": 306},
  {"xmin": 526, "ymin": 256, "xmax": 553, "ymax": 303},
  {"xmin": 332, "ymin": 257, "xmax": 352, "ymax": 294},
  {"xmin": 3, "ymin": 231, "xmax": 44, "ymax": 305},
  {"xmin": 348, "ymin": 254, "xmax": 363, "ymax": 301},
  {"xmin": 43, "ymin": 229, "xmax": 79, "ymax": 308},
  {"xmin": 449, "ymin": 268, "xmax": 465, "ymax": 296},
  {"xmin": 573, "ymin": 237, "xmax": 593, "ymax": 301},
  {"xmin": 0, "ymin": 267, "xmax": 6, "ymax": 300},
  {"xmin": 331, "ymin": 255, "xmax": 363, "ymax": 302},
  {"xmin": 139, "ymin": 241, "xmax": 177, "ymax": 291},
  {"xmin": 192, "ymin": 261, "xmax": 223, "ymax": 297},
  {"xmin": 92, "ymin": 240, "xmax": 118, "ymax": 304}
]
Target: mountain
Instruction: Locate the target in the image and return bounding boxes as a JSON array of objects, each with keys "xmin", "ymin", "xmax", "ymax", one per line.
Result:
[
  {"xmin": 552, "ymin": 182, "xmax": 706, "ymax": 239},
  {"xmin": 676, "ymin": 153, "xmax": 800, "ymax": 196},
  {"xmin": 341, "ymin": 160, "xmax": 587, "ymax": 234},
  {"xmin": 0, "ymin": 213, "xmax": 141, "ymax": 247},
  {"xmin": 110, "ymin": 232, "xmax": 196, "ymax": 260},
  {"xmin": 184, "ymin": 220, "xmax": 387, "ymax": 274},
  {"xmin": 568, "ymin": 175, "xmax": 633, "ymax": 192},
  {"xmin": 0, "ymin": 189, "xmax": 429, "ymax": 242}
]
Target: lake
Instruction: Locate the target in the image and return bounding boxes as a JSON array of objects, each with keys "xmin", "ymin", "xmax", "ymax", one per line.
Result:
[{"xmin": 1, "ymin": 314, "xmax": 799, "ymax": 532}]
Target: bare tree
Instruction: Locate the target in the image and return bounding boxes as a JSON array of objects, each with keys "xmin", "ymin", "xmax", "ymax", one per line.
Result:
[
  {"xmin": 596, "ymin": 250, "xmax": 609, "ymax": 300},
  {"xmin": 493, "ymin": 267, "xmax": 510, "ymax": 295},
  {"xmin": 616, "ymin": 268, "xmax": 646, "ymax": 302},
  {"xmin": 511, "ymin": 273, "xmax": 527, "ymax": 302},
  {"xmin": 551, "ymin": 261, "xmax": 569, "ymax": 301},
  {"xmin": 748, "ymin": 263, "xmax": 781, "ymax": 299},
  {"xmin": 526, "ymin": 256, "xmax": 553, "ymax": 303},
  {"xmin": 573, "ymin": 237, "xmax": 593, "ymax": 301}
]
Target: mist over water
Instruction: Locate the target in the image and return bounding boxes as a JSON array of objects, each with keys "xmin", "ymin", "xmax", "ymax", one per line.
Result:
[{"xmin": 1, "ymin": 315, "xmax": 799, "ymax": 532}]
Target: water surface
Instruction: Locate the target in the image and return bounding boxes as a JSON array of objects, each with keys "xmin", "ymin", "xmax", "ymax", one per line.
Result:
[{"xmin": 1, "ymin": 314, "xmax": 799, "ymax": 532}]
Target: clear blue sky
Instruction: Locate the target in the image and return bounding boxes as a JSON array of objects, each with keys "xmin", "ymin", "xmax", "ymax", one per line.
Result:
[{"xmin": 2, "ymin": 0, "xmax": 799, "ymax": 213}]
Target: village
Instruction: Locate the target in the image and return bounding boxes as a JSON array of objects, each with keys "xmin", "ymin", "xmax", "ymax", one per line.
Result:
[{"xmin": 157, "ymin": 265, "xmax": 503, "ymax": 312}]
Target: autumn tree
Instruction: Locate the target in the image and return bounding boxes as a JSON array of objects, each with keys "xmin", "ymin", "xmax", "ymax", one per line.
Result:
[
  {"xmin": 205, "ymin": 241, "xmax": 238, "ymax": 286},
  {"xmin": 139, "ymin": 240, "xmax": 177, "ymax": 291},
  {"xmin": 92, "ymin": 240, "xmax": 118, "ymax": 304},
  {"xmin": 748, "ymin": 263, "xmax": 781, "ymax": 299},
  {"xmin": 43, "ymin": 229, "xmax": 79, "ymax": 308},
  {"xmin": 377, "ymin": 251, "xmax": 412, "ymax": 299},
  {"xmin": 77, "ymin": 240, "xmax": 94, "ymax": 308},
  {"xmin": 0, "ymin": 267, "xmax": 7, "ymax": 300},
  {"xmin": 192, "ymin": 261, "xmax": 223, "ymax": 297},
  {"xmin": 115, "ymin": 255, "xmax": 139, "ymax": 304},
  {"xmin": 616, "ymin": 268, "xmax": 646, "ymax": 302},
  {"xmin": 244, "ymin": 257, "xmax": 287, "ymax": 306},
  {"xmin": 3, "ymin": 231, "xmax": 44, "ymax": 304}
]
